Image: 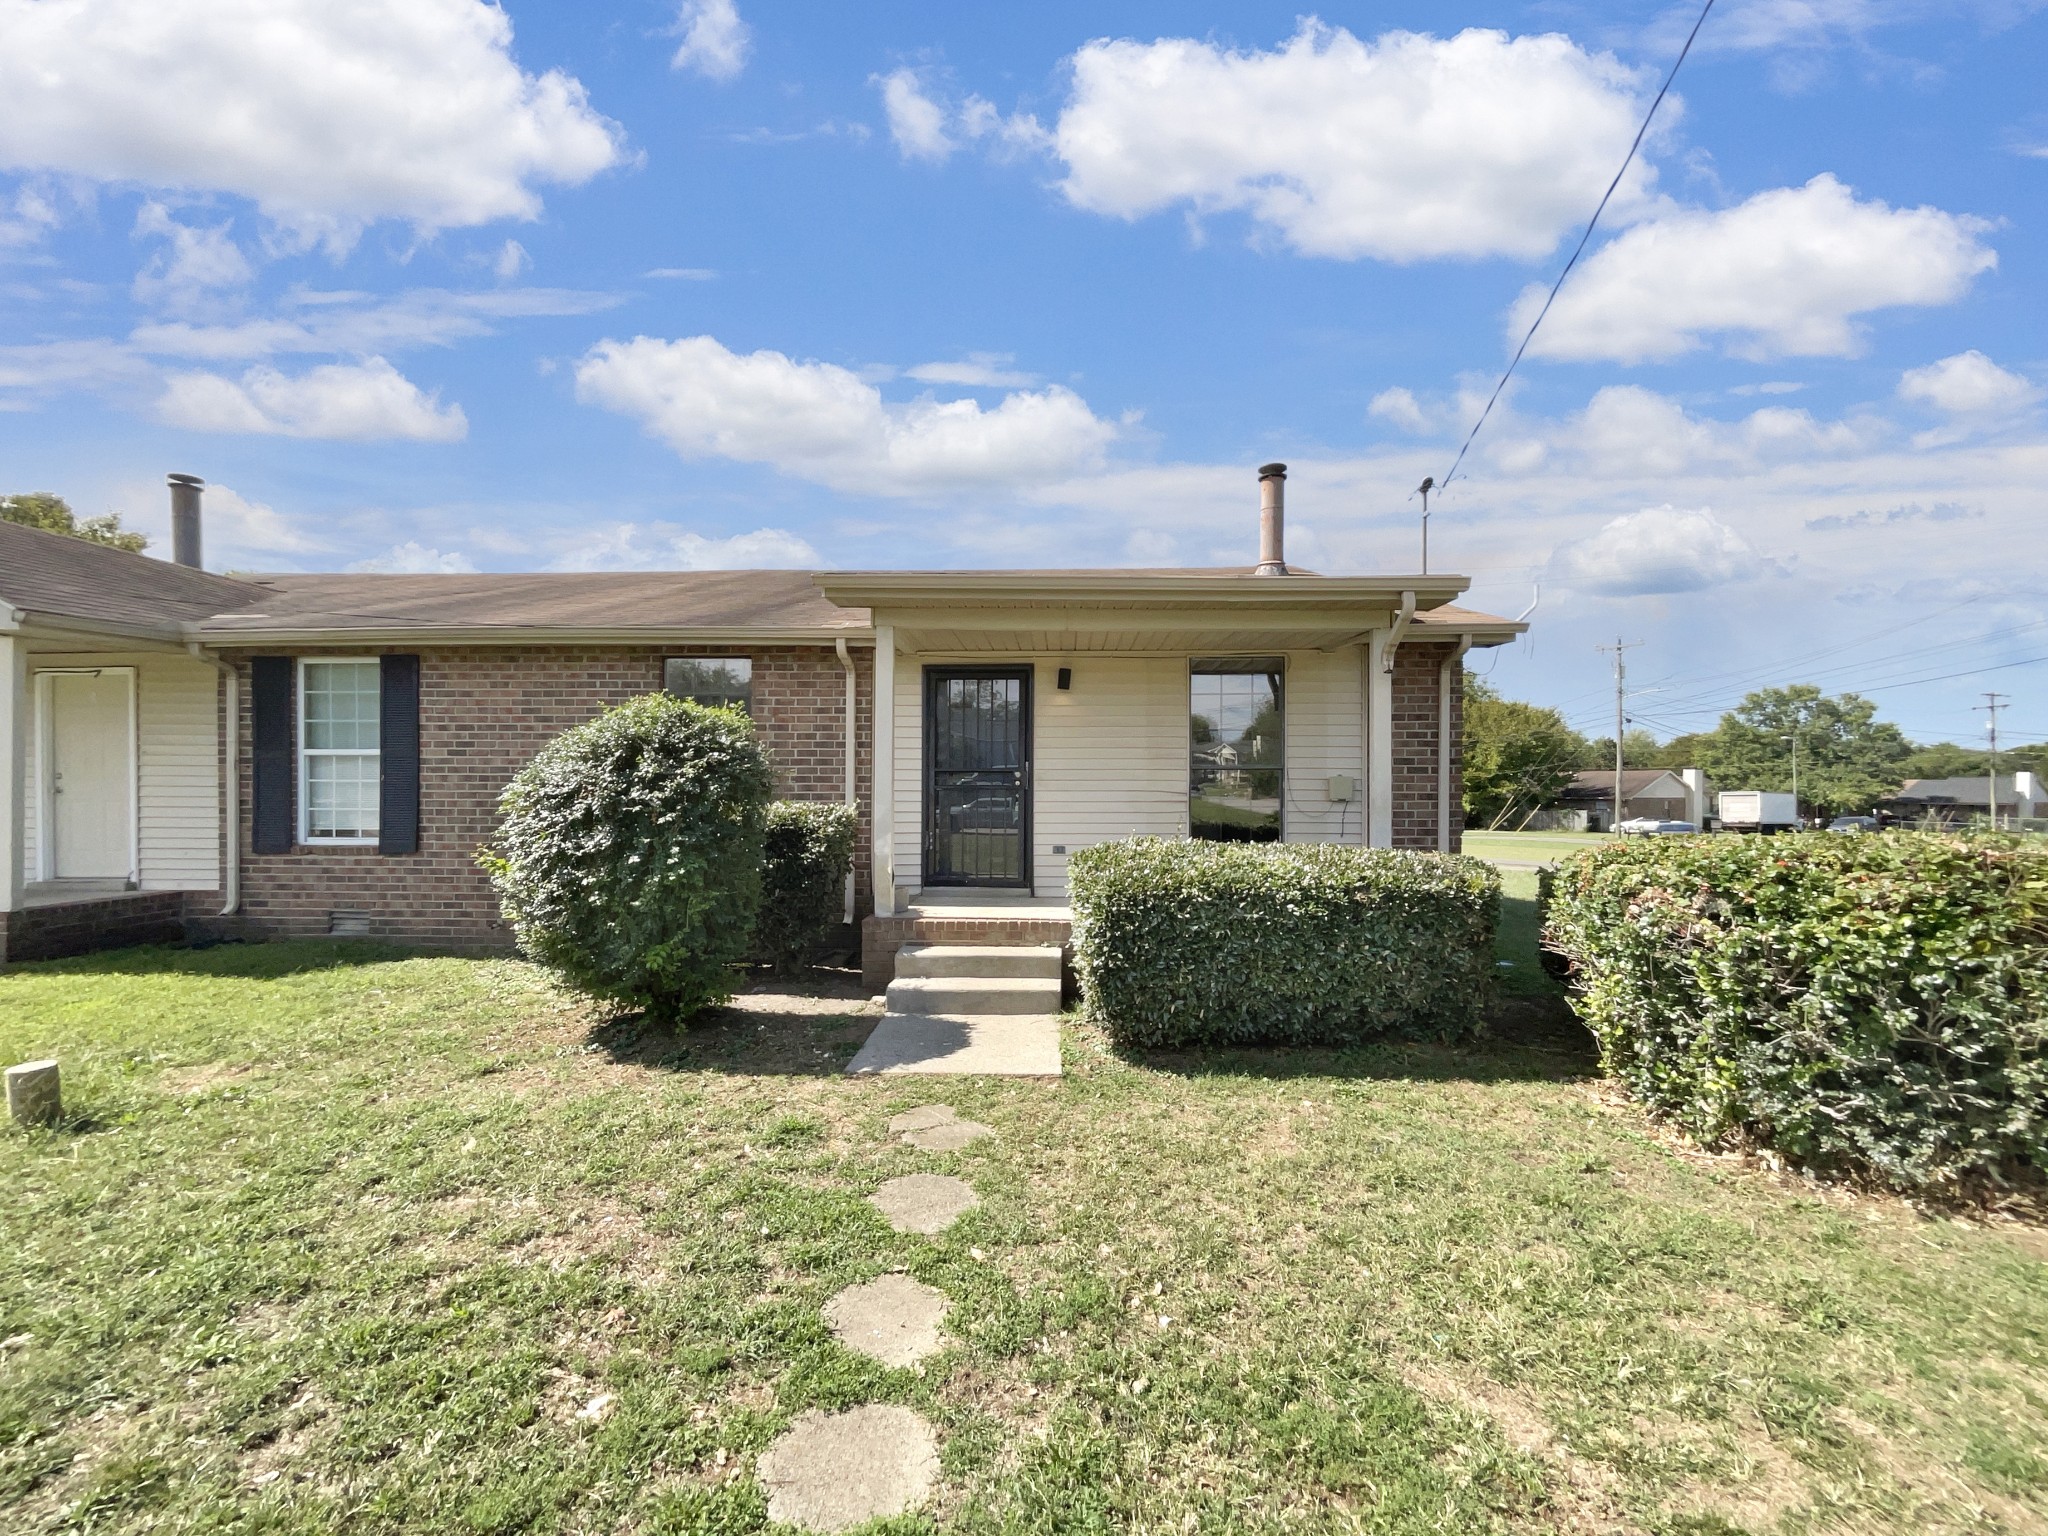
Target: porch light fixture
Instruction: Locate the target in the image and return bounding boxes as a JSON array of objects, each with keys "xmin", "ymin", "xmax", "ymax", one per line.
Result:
[{"xmin": 1057, "ymin": 667, "xmax": 1072, "ymax": 690}]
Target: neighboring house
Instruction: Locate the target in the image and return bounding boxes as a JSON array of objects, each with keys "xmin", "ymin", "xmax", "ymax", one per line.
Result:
[
  {"xmin": 1554, "ymin": 768, "xmax": 1712, "ymax": 832},
  {"xmin": 1877, "ymin": 773, "xmax": 2048, "ymax": 826},
  {"xmin": 2, "ymin": 466, "xmax": 1524, "ymax": 978}
]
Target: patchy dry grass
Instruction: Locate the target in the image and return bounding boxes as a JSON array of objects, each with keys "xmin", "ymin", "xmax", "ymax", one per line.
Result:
[{"xmin": 2, "ymin": 940, "xmax": 2046, "ymax": 1534}]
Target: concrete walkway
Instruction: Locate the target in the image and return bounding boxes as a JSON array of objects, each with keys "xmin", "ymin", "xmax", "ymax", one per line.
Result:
[{"xmin": 847, "ymin": 1012, "xmax": 1061, "ymax": 1076}]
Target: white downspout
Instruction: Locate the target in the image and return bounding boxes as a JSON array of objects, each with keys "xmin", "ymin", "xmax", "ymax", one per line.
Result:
[
  {"xmin": 0, "ymin": 614, "xmax": 27, "ymax": 916},
  {"xmin": 1438, "ymin": 636, "xmax": 1472, "ymax": 852},
  {"xmin": 1365, "ymin": 631, "xmax": 1394, "ymax": 848},
  {"xmin": 835, "ymin": 637, "xmax": 857, "ymax": 925},
  {"xmin": 188, "ymin": 642, "xmax": 239, "ymax": 916},
  {"xmin": 871, "ymin": 625, "xmax": 896, "ymax": 916}
]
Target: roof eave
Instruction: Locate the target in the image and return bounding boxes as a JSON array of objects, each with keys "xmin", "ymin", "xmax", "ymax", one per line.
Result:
[
  {"xmin": 814, "ymin": 571, "xmax": 1472, "ymax": 609},
  {"xmin": 186, "ymin": 622, "xmax": 877, "ymax": 647}
]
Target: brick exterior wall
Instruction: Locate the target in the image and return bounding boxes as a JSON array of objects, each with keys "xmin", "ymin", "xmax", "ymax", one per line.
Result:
[
  {"xmin": 1390, "ymin": 640, "xmax": 1465, "ymax": 853},
  {"xmin": 0, "ymin": 890, "xmax": 191, "ymax": 964},
  {"xmin": 220, "ymin": 643, "xmax": 873, "ymax": 949}
]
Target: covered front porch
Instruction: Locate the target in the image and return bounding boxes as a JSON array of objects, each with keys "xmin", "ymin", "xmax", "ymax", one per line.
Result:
[
  {"xmin": 0, "ymin": 626, "xmax": 227, "ymax": 963},
  {"xmin": 818, "ymin": 568, "xmax": 1482, "ymax": 918}
]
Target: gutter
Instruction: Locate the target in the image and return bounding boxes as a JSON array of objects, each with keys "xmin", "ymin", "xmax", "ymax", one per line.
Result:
[
  {"xmin": 186, "ymin": 642, "xmax": 239, "ymax": 917},
  {"xmin": 184, "ymin": 624, "xmax": 877, "ymax": 648},
  {"xmin": 835, "ymin": 637, "xmax": 857, "ymax": 925}
]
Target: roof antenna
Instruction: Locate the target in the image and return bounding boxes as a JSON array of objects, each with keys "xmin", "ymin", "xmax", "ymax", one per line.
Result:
[{"xmin": 1412, "ymin": 476, "xmax": 1434, "ymax": 573}]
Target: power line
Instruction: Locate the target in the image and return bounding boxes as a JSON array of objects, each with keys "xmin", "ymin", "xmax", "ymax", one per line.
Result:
[{"xmin": 1435, "ymin": 0, "xmax": 1717, "ymax": 497}]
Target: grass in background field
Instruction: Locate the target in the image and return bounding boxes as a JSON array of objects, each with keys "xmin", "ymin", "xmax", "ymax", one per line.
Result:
[{"xmin": 3, "ymin": 942, "xmax": 2046, "ymax": 1534}]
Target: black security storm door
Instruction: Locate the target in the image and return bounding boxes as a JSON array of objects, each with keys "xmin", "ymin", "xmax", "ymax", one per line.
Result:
[{"xmin": 923, "ymin": 667, "xmax": 1031, "ymax": 887}]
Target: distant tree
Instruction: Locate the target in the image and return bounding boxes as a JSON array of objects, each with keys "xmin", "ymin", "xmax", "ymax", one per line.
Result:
[
  {"xmin": 1897, "ymin": 742, "xmax": 1988, "ymax": 780},
  {"xmin": 1689, "ymin": 686, "xmax": 1913, "ymax": 816},
  {"xmin": 1, "ymin": 492, "xmax": 149, "ymax": 553},
  {"xmin": 1463, "ymin": 675, "xmax": 1590, "ymax": 830},
  {"xmin": 1653, "ymin": 731, "xmax": 1718, "ymax": 769},
  {"xmin": 1581, "ymin": 728, "xmax": 1662, "ymax": 771}
]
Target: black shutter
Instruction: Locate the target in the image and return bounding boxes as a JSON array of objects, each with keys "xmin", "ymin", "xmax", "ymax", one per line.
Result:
[
  {"xmin": 378, "ymin": 654, "xmax": 421, "ymax": 856},
  {"xmin": 250, "ymin": 656, "xmax": 294, "ymax": 855}
]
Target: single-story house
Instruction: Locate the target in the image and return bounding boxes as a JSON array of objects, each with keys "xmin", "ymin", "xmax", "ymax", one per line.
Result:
[
  {"xmin": 1877, "ymin": 773, "xmax": 2047, "ymax": 826},
  {"xmin": 2, "ymin": 466, "xmax": 1524, "ymax": 982},
  {"xmin": 1553, "ymin": 767, "xmax": 1710, "ymax": 831}
]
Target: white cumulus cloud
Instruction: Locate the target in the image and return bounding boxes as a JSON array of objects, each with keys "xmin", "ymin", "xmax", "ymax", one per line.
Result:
[
  {"xmin": 348, "ymin": 541, "xmax": 479, "ymax": 574},
  {"xmin": 131, "ymin": 202, "xmax": 253, "ymax": 310},
  {"xmin": 875, "ymin": 68, "xmax": 1049, "ymax": 164},
  {"xmin": 573, "ymin": 335, "xmax": 1119, "ymax": 497},
  {"xmin": 673, "ymin": 0, "xmax": 750, "ymax": 81},
  {"xmin": 0, "ymin": 0, "xmax": 626, "ymax": 242},
  {"xmin": 1549, "ymin": 505, "xmax": 1762, "ymax": 595},
  {"xmin": 1367, "ymin": 387, "xmax": 1432, "ymax": 432},
  {"xmin": 1051, "ymin": 23, "xmax": 1655, "ymax": 261},
  {"xmin": 156, "ymin": 357, "xmax": 468, "ymax": 441},
  {"xmin": 551, "ymin": 523, "xmax": 820, "ymax": 571},
  {"xmin": 1897, "ymin": 350, "xmax": 2039, "ymax": 415},
  {"xmin": 1519, "ymin": 175, "xmax": 1996, "ymax": 362}
]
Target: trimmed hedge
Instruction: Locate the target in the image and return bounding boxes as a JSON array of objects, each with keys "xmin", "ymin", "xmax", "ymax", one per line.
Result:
[
  {"xmin": 480, "ymin": 694, "xmax": 773, "ymax": 1020},
  {"xmin": 756, "ymin": 801, "xmax": 858, "ymax": 973},
  {"xmin": 1542, "ymin": 833, "xmax": 2048, "ymax": 1190},
  {"xmin": 1069, "ymin": 838, "xmax": 1500, "ymax": 1049}
]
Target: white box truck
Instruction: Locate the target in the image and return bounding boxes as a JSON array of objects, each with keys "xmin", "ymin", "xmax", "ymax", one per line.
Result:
[{"xmin": 1717, "ymin": 790, "xmax": 1800, "ymax": 833}]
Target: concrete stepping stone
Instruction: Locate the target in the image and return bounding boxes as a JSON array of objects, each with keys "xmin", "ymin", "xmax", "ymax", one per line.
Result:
[
  {"xmin": 823, "ymin": 1274, "xmax": 949, "ymax": 1367},
  {"xmin": 870, "ymin": 1173, "xmax": 978, "ymax": 1234},
  {"xmin": 757, "ymin": 1404, "xmax": 938, "ymax": 1531},
  {"xmin": 886, "ymin": 1104, "xmax": 994, "ymax": 1151},
  {"xmin": 887, "ymin": 1105, "xmax": 958, "ymax": 1134}
]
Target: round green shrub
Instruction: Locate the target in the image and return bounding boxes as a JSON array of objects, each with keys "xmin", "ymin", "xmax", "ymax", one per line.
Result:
[
  {"xmin": 1069, "ymin": 838, "xmax": 1500, "ymax": 1049},
  {"xmin": 1542, "ymin": 832, "xmax": 2048, "ymax": 1190},
  {"xmin": 480, "ymin": 693, "xmax": 773, "ymax": 1020},
  {"xmin": 756, "ymin": 801, "xmax": 858, "ymax": 974}
]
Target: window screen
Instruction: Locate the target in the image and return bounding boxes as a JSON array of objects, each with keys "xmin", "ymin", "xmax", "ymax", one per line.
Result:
[
  {"xmin": 1189, "ymin": 657, "xmax": 1283, "ymax": 842},
  {"xmin": 665, "ymin": 657, "xmax": 753, "ymax": 712},
  {"xmin": 301, "ymin": 659, "xmax": 381, "ymax": 841}
]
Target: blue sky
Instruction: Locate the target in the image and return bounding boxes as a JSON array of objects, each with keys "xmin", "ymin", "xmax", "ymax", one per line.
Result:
[{"xmin": 2, "ymin": 0, "xmax": 2045, "ymax": 749}]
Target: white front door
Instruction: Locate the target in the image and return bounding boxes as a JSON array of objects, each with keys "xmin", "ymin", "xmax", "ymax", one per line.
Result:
[{"xmin": 45, "ymin": 671, "xmax": 134, "ymax": 879}]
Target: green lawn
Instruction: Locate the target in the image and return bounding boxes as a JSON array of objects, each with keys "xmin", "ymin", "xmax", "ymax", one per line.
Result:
[
  {"xmin": 5, "ymin": 943, "xmax": 2047, "ymax": 1534},
  {"xmin": 1463, "ymin": 830, "xmax": 1615, "ymax": 866}
]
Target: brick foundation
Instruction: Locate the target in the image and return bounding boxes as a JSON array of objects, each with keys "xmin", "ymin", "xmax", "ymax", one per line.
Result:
[
  {"xmin": 0, "ymin": 890, "xmax": 197, "ymax": 964},
  {"xmin": 222, "ymin": 643, "xmax": 874, "ymax": 949}
]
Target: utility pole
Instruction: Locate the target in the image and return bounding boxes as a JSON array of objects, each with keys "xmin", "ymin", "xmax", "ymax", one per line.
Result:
[
  {"xmin": 1785, "ymin": 731, "xmax": 1800, "ymax": 822},
  {"xmin": 1979, "ymin": 692, "xmax": 2008, "ymax": 831},
  {"xmin": 1595, "ymin": 637, "xmax": 1641, "ymax": 834}
]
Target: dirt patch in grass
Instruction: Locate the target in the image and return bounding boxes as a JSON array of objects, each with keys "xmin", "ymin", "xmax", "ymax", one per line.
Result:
[{"xmin": 161, "ymin": 1061, "xmax": 260, "ymax": 1095}]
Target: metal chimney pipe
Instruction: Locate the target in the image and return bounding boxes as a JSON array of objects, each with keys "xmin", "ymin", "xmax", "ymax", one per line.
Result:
[
  {"xmin": 1255, "ymin": 462, "xmax": 1288, "ymax": 575},
  {"xmin": 168, "ymin": 474, "xmax": 204, "ymax": 568}
]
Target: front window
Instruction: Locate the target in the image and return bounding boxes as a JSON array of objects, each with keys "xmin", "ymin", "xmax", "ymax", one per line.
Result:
[
  {"xmin": 665, "ymin": 656, "xmax": 752, "ymax": 712},
  {"xmin": 1190, "ymin": 657, "xmax": 1283, "ymax": 842},
  {"xmin": 300, "ymin": 659, "xmax": 380, "ymax": 842}
]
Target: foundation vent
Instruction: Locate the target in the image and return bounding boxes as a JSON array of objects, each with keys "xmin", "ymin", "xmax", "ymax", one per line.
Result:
[{"xmin": 328, "ymin": 910, "xmax": 372, "ymax": 938}]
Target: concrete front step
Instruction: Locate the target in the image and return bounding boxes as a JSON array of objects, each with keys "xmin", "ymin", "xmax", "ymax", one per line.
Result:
[
  {"xmin": 894, "ymin": 943, "xmax": 1062, "ymax": 980},
  {"xmin": 884, "ymin": 973, "xmax": 1062, "ymax": 1017}
]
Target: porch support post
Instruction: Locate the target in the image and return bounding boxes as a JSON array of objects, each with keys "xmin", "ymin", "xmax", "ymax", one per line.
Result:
[
  {"xmin": 1365, "ymin": 629, "xmax": 1394, "ymax": 848},
  {"xmin": 0, "ymin": 624, "xmax": 28, "ymax": 913},
  {"xmin": 871, "ymin": 624, "xmax": 896, "ymax": 916}
]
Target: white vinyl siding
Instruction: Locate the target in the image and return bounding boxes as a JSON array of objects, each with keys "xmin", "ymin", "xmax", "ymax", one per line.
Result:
[
  {"xmin": 1277, "ymin": 647, "xmax": 1368, "ymax": 847},
  {"xmin": 22, "ymin": 652, "xmax": 220, "ymax": 891},
  {"xmin": 891, "ymin": 647, "xmax": 1370, "ymax": 900}
]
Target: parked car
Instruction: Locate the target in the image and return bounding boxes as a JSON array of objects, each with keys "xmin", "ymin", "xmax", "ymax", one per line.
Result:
[
  {"xmin": 1828, "ymin": 815, "xmax": 1879, "ymax": 834},
  {"xmin": 1617, "ymin": 817, "xmax": 1697, "ymax": 836}
]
